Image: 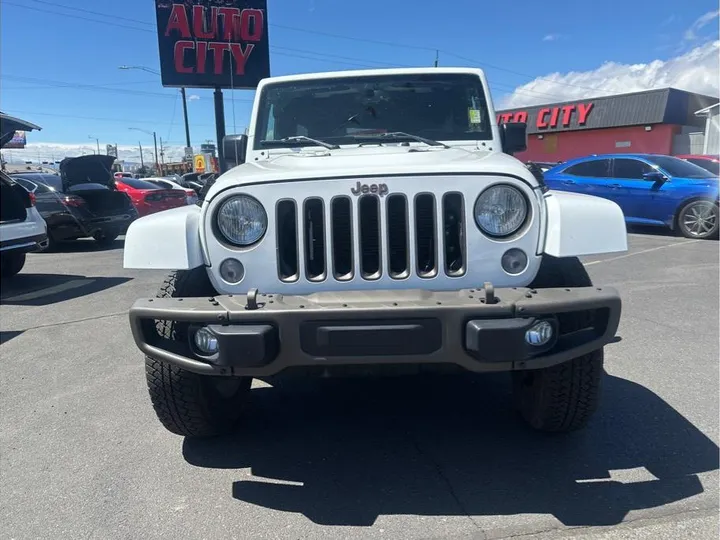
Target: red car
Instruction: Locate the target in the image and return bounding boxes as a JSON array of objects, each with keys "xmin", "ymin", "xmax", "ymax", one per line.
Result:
[
  {"xmin": 114, "ymin": 178, "xmax": 188, "ymax": 217},
  {"xmin": 676, "ymin": 154, "xmax": 720, "ymax": 176}
]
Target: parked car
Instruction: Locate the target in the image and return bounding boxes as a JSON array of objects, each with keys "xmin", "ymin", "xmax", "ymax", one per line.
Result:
[
  {"xmin": 0, "ymin": 112, "xmax": 48, "ymax": 277},
  {"xmin": 143, "ymin": 176, "xmax": 198, "ymax": 205},
  {"xmin": 10, "ymin": 172, "xmax": 138, "ymax": 250},
  {"xmin": 675, "ymin": 154, "xmax": 720, "ymax": 176},
  {"xmin": 114, "ymin": 177, "xmax": 188, "ymax": 217},
  {"xmin": 527, "ymin": 160, "xmax": 564, "ymax": 173},
  {"xmin": 544, "ymin": 153, "xmax": 719, "ymax": 239}
]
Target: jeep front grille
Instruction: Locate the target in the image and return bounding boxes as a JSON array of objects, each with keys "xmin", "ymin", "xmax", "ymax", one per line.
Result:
[{"xmin": 276, "ymin": 192, "xmax": 467, "ymax": 283}]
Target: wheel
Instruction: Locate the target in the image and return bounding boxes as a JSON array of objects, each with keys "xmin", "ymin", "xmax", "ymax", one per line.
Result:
[
  {"xmin": 676, "ymin": 199, "xmax": 718, "ymax": 239},
  {"xmin": 93, "ymin": 231, "xmax": 119, "ymax": 246},
  {"xmin": 0, "ymin": 252, "xmax": 27, "ymax": 278},
  {"xmin": 145, "ymin": 268, "xmax": 252, "ymax": 438},
  {"xmin": 512, "ymin": 255, "xmax": 604, "ymax": 433}
]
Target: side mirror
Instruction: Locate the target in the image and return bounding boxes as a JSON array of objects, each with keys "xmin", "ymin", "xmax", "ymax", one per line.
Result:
[
  {"xmin": 499, "ymin": 122, "xmax": 527, "ymax": 155},
  {"xmin": 223, "ymin": 134, "xmax": 248, "ymax": 170},
  {"xmin": 642, "ymin": 171, "xmax": 667, "ymax": 182}
]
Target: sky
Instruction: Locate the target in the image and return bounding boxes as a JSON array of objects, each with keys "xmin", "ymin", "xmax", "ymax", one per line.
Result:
[{"xmin": 1, "ymin": 0, "xmax": 719, "ymax": 164}]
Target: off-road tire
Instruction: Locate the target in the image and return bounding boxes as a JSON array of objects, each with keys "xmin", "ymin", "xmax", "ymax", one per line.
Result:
[
  {"xmin": 512, "ymin": 255, "xmax": 604, "ymax": 433},
  {"xmin": 0, "ymin": 252, "xmax": 26, "ymax": 278},
  {"xmin": 93, "ymin": 231, "xmax": 120, "ymax": 246},
  {"xmin": 145, "ymin": 268, "xmax": 252, "ymax": 438}
]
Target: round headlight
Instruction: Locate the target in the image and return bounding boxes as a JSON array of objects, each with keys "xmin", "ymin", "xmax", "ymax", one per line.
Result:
[
  {"xmin": 216, "ymin": 195, "xmax": 267, "ymax": 246},
  {"xmin": 474, "ymin": 185, "xmax": 528, "ymax": 237}
]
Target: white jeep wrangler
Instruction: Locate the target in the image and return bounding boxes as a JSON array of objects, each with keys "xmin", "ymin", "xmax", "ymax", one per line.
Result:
[{"xmin": 124, "ymin": 68, "xmax": 627, "ymax": 438}]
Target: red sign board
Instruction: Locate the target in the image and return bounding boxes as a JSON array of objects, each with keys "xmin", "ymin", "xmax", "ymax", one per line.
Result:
[{"xmin": 497, "ymin": 102, "xmax": 594, "ymax": 130}]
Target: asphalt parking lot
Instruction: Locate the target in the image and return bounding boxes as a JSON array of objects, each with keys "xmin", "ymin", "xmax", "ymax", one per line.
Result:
[{"xmin": 1, "ymin": 232, "xmax": 718, "ymax": 540}]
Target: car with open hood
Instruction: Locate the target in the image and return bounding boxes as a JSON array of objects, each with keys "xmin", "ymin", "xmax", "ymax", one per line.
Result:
[
  {"xmin": 0, "ymin": 112, "xmax": 48, "ymax": 278},
  {"xmin": 123, "ymin": 67, "xmax": 628, "ymax": 440}
]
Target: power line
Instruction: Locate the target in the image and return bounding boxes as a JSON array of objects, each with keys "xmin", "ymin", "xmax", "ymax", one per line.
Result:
[
  {"xmin": 26, "ymin": 0, "xmax": 154, "ymax": 26},
  {"xmin": 1, "ymin": 109, "xmax": 216, "ymax": 127}
]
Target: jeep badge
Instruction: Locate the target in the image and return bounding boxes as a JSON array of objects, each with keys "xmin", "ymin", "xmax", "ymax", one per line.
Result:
[{"xmin": 351, "ymin": 181, "xmax": 389, "ymax": 196}]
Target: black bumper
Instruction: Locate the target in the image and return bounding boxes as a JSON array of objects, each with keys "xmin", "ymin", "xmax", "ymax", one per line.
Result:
[
  {"xmin": 129, "ymin": 286, "xmax": 621, "ymax": 377},
  {"xmin": 0, "ymin": 232, "xmax": 48, "ymax": 254},
  {"xmin": 47, "ymin": 212, "xmax": 135, "ymax": 240}
]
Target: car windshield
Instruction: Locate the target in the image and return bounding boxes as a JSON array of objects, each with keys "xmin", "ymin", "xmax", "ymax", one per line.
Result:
[
  {"xmin": 14, "ymin": 174, "xmax": 62, "ymax": 192},
  {"xmin": 685, "ymin": 158, "xmax": 720, "ymax": 175},
  {"xmin": 254, "ymin": 73, "xmax": 492, "ymax": 148},
  {"xmin": 120, "ymin": 178, "xmax": 162, "ymax": 190},
  {"xmin": 649, "ymin": 156, "xmax": 717, "ymax": 178}
]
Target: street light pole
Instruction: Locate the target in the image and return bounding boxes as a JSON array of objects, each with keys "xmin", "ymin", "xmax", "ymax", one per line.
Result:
[
  {"xmin": 138, "ymin": 142, "xmax": 144, "ymax": 169},
  {"xmin": 89, "ymin": 135, "xmax": 100, "ymax": 154},
  {"xmin": 129, "ymin": 127, "xmax": 159, "ymax": 174},
  {"xmin": 118, "ymin": 65, "xmax": 192, "ymax": 149}
]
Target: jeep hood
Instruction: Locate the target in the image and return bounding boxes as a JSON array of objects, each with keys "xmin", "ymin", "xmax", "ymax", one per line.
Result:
[
  {"xmin": 0, "ymin": 112, "xmax": 42, "ymax": 148},
  {"xmin": 208, "ymin": 145, "xmax": 535, "ymax": 199},
  {"xmin": 59, "ymin": 154, "xmax": 117, "ymax": 187}
]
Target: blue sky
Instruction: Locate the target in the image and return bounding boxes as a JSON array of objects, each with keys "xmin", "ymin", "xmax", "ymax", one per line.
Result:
[{"xmin": 1, "ymin": 0, "xmax": 718, "ymax": 161}]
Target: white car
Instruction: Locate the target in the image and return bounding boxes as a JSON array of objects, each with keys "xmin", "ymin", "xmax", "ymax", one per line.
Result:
[
  {"xmin": 143, "ymin": 176, "xmax": 198, "ymax": 205},
  {"xmin": 0, "ymin": 113, "xmax": 48, "ymax": 278},
  {"xmin": 124, "ymin": 67, "xmax": 628, "ymax": 439}
]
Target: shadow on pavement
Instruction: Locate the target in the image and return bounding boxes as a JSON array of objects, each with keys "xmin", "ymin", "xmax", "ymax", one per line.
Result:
[
  {"xmin": 32, "ymin": 238, "xmax": 125, "ymax": 253},
  {"xmin": 183, "ymin": 373, "xmax": 718, "ymax": 527},
  {"xmin": 0, "ymin": 330, "xmax": 24, "ymax": 345},
  {"xmin": 0, "ymin": 273, "xmax": 131, "ymax": 306}
]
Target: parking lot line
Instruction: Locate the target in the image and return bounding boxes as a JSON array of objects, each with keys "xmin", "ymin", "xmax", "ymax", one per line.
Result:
[{"xmin": 584, "ymin": 239, "xmax": 702, "ymax": 267}]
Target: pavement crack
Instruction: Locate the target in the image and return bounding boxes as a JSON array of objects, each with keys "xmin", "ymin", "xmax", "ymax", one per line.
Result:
[
  {"xmin": 405, "ymin": 429, "xmax": 486, "ymax": 537},
  {"xmin": 11, "ymin": 311, "xmax": 128, "ymax": 332}
]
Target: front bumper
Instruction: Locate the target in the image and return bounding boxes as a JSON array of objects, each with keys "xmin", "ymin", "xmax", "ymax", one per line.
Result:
[{"xmin": 129, "ymin": 285, "xmax": 621, "ymax": 377}]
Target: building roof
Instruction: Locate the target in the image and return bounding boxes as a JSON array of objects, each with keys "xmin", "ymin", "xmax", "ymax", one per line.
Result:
[{"xmin": 496, "ymin": 88, "xmax": 718, "ymax": 134}]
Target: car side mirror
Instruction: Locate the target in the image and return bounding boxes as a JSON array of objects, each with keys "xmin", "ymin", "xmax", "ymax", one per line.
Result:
[
  {"xmin": 499, "ymin": 122, "xmax": 527, "ymax": 155},
  {"xmin": 642, "ymin": 171, "xmax": 667, "ymax": 182},
  {"xmin": 223, "ymin": 134, "xmax": 248, "ymax": 170}
]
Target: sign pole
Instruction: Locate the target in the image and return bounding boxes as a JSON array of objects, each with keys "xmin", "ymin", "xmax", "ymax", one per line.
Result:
[{"xmin": 214, "ymin": 87, "xmax": 226, "ymax": 174}]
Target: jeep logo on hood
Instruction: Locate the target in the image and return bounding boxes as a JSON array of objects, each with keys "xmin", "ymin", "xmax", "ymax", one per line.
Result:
[{"xmin": 351, "ymin": 181, "xmax": 389, "ymax": 196}]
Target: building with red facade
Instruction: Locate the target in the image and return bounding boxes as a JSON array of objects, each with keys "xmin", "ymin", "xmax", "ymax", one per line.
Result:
[{"xmin": 496, "ymin": 88, "xmax": 718, "ymax": 163}]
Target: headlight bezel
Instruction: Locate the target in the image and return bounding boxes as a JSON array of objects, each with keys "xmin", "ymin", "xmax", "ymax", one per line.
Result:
[
  {"xmin": 473, "ymin": 184, "xmax": 530, "ymax": 239},
  {"xmin": 213, "ymin": 194, "xmax": 268, "ymax": 247}
]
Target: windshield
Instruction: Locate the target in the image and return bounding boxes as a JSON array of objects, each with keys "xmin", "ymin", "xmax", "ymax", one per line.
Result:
[
  {"xmin": 254, "ymin": 73, "xmax": 492, "ymax": 148},
  {"xmin": 14, "ymin": 174, "xmax": 62, "ymax": 192},
  {"xmin": 649, "ymin": 155, "xmax": 717, "ymax": 178},
  {"xmin": 685, "ymin": 158, "xmax": 720, "ymax": 175}
]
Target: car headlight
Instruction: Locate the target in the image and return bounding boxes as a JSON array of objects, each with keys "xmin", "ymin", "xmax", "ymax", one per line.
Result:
[
  {"xmin": 215, "ymin": 195, "xmax": 267, "ymax": 246},
  {"xmin": 474, "ymin": 185, "xmax": 528, "ymax": 237}
]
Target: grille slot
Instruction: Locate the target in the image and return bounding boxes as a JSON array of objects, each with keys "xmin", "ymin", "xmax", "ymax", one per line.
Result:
[
  {"xmin": 442, "ymin": 193, "xmax": 466, "ymax": 277},
  {"xmin": 386, "ymin": 194, "xmax": 409, "ymax": 278},
  {"xmin": 414, "ymin": 194, "xmax": 437, "ymax": 278},
  {"xmin": 331, "ymin": 197, "xmax": 353, "ymax": 280},
  {"xmin": 276, "ymin": 200, "xmax": 298, "ymax": 282},
  {"xmin": 358, "ymin": 195, "xmax": 381, "ymax": 279},
  {"xmin": 303, "ymin": 198, "xmax": 326, "ymax": 281}
]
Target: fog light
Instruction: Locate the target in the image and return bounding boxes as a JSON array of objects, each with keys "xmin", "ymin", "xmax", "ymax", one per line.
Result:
[
  {"xmin": 501, "ymin": 248, "xmax": 528, "ymax": 275},
  {"xmin": 525, "ymin": 321, "xmax": 553, "ymax": 346},
  {"xmin": 219, "ymin": 258, "xmax": 244, "ymax": 283},
  {"xmin": 194, "ymin": 327, "xmax": 219, "ymax": 355}
]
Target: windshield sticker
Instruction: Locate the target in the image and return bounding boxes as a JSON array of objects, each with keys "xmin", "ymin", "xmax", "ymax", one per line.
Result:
[
  {"xmin": 346, "ymin": 128, "xmax": 388, "ymax": 134},
  {"xmin": 468, "ymin": 109, "xmax": 482, "ymax": 124}
]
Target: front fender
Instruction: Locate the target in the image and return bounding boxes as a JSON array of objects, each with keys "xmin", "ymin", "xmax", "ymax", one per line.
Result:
[
  {"xmin": 543, "ymin": 191, "xmax": 628, "ymax": 257},
  {"xmin": 123, "ymin": 205, "xmax": 206, "ymax": 270}
]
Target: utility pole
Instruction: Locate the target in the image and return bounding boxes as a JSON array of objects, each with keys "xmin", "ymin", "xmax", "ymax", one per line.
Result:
[
  {"xmin": 152, "ymin": 131, "xmax": 159, "ymax": 175},
  {"xmin": 180, "ymin": 87, "xmax": 191, "ymax": 148},
  {"xmin": 159, "ymin": 137, "xmax": 166, "ymax": 175},
  {"xmin": 434, "ymin": 50, "xmax": 439, "ymax": 67},
  {"xmin": 89, "ymin": 135, "xmax": 100, "ymax": 154},
  {"xmin": 139, "ymin": 142, "xmax": 144, "ymax": 169}
]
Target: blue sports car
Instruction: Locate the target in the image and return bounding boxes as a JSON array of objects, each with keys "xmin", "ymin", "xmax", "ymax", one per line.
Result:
[{"xmin": 543, "ymin": 153, "xmax": 719, "ymax": 239}]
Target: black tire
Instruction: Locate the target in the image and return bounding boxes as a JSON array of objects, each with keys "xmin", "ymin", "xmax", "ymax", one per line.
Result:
[
  {"xmin": 676, "ymin": 199, "xmax": 719, "ymax": 239},
  {"xmin": 0, "ymin": 252, "xmax": 26, "ymax": 278},
  {"xmin": 93, "ymin": 231, "xmax": 119, "ymax": 246},
  {"xmin": 145, "ymin": 268, "xmax": 252, "ymax": 438},
  {"xmin": 512, "ymin": 255, "xmax": 604, "ymax": 433}
]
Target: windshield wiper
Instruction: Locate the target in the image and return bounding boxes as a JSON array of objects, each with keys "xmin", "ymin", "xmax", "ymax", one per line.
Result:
[
  {"xmin": 259, "ymin": 136, "xmax": 339, "ymax": 150},
  {"xmin": 351, "ymin": 131, "xmax": 450, "ymax": 149}
]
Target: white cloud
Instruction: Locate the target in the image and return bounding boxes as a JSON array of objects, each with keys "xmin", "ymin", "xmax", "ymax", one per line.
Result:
[
  {"xmin": 684, "ymin": 10, "xmax": 719, "ymax": 41},
  {"xmin": 188, "ymin": 94, "xmax": 201, "ymax": 101},
  {"xmin": 2, "ymin": 142, "xmax": 189, "ymax": 165},
  {"xmin": 542, "ymin": 34, "xmax": 560, "ymax": 42},
  {"xmin": 499, "ymin": 40, "xmax": 720, "ymax": 109}
]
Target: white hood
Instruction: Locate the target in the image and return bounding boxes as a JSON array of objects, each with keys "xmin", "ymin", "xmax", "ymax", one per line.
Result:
[{"xmin": 204, "ymin": 145, "xmax": 537, "ymax": 200}]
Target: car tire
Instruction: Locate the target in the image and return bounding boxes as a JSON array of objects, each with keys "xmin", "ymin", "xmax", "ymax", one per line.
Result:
[
  {"xmin": 512, "ymin": 255, "xmax": 604, "ymax": 433},
  {"xmin": 0, "ymin": 252, "xmax": 27, "ymax": 278},
  {"xmin": 93, "ymin": 231, "xmax": 119, "ymax": 246},
  {"xmin": 676, "ymin": 199, "xmax": 719, "ymax": 239},
  {"xmin": 145, "ymin": 268, "xmax": 252, "ymax": 438}
]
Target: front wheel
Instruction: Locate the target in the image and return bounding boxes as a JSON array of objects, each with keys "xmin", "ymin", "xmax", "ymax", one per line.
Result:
[
  {"xmin": 512, "ymin": 255, "xmax": 604, "ymax": 433},
  {"xmin": 145, "ymin": 268, "xmax": 253, "ymax": 438},
  {"xmin": 0, "ymin": 252, "xmax": 26, "ymax": 278},
  {"xmin": 677, "ymin": 199, "xmax": 718, "ymax": 239}
]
